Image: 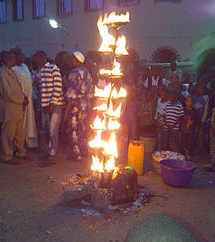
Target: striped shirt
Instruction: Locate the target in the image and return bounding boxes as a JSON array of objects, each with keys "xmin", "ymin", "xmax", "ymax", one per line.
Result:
[
  {"xmin": 40, "ymin": 62, "xmax": 64, "ymax": 107},
  {"xmin": 164, "ymin": 101, "xmax": 184, "ymax": 130}
]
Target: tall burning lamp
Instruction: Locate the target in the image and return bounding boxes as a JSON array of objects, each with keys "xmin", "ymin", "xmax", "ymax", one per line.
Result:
[{"xmin": 49, "ymin": 19, "xmax": 71, "ymax": 52}]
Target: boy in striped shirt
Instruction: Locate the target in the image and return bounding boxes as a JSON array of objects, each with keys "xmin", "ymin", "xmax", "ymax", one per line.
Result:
[
  {"xmin": 162, "ymin": 90, "xmax": 184, "ymax": 152},
  {"xmin": 33, "ymin": 51, "xmax": 64, "ymax": 167}
]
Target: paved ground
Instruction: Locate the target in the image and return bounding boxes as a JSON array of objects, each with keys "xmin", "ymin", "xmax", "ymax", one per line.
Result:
[{"xmin": 0, "ymin": 137, "xmax": 215, "ymax": 242}]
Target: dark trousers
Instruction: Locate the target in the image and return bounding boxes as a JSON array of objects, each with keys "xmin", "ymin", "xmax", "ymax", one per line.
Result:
[
  {"xmin": 180, "ymin": 132, "xmax": 194, "ymax": 155},
  {"xmin": 162, "ymin": 128, "xmax": 180, "ymax": 152}
]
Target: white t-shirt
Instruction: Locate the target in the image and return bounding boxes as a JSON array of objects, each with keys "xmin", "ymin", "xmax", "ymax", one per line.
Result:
[{"xmin": 155, "ymin": 97, "xmax": 168, "ymax": 119}]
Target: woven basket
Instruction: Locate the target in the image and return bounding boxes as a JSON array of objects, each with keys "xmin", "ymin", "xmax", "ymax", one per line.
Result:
[
  {"xmin": 152, "ymin": 151, "xmax": 185, "ymax": 175},
  {"xmin": 152, "ymin": 153, "xmax": 163, "ymax": 174}
]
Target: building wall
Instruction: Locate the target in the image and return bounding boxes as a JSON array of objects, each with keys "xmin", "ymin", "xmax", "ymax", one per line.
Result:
[{"xmin": 1, "ymin": 0, "xmax": 215, "ymax": 64}]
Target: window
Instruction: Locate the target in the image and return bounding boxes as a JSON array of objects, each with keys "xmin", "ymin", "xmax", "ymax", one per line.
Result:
[
  {"xmin": 118, "ymin": 0, "xmax": 140, "ymax": 6},
  {"xmin": 33, "ymin": 0, "xmax": 45, "ymax": 18},
  {"xmin": 154, "ymin": 0, "xmax": 182, "ymax": 2},
  {"xmin": 0, "ymin": 0, "xmax": 6, "ymax": 23},
  {"xmin": 58, "ymin": 0, "xmax": 72, "ymax": 16},
  {"xmin": 85, "ymin": 0, "xmax": 103, "ymax": 11},
  {"xmin": 12, "ymin": 0, "xmax": 24, "ymax": 21}
]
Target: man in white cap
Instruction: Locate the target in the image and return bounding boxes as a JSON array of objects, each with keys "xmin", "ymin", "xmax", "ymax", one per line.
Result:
[
  {"xmin": 63, "ymin": 51, "xmax": 93, "ymax": 161},
  {"xmin": 73, "ymin": 51, "xmax": 85, "ymax": 64}
]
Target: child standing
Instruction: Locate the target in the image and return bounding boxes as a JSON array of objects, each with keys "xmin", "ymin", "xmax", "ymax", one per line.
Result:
[
  {"xmin": 138, "ymin": 89, "xmax": 156, "ymax": 137},
  {"xmin": 180, "ymin": 96, "xmax": 198, "ymax": 159},
  {"xmin": 162, "ymin": 91, "xmax": 184, "ymax": 152},
  {"xmin": 192, "ymin": 84, "xmax": 209, "ymax": 153},
  {"xmin": 154, "ymin": 89, "xmax": 168, "ymax": 150}
]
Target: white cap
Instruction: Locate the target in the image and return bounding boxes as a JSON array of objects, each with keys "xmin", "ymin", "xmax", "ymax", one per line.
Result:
[{"xmin": 73, "ymin": 51, "xmax": 85, "ymax": 63}]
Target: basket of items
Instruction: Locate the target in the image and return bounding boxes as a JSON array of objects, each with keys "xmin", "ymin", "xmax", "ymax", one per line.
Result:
[
  {"xmin": 160, "ymin": 159, "xmax": 197, "ymax": 187},
  {"xmin": 152, "ymin": 151, "xmax": 185, "ymax": 175}
]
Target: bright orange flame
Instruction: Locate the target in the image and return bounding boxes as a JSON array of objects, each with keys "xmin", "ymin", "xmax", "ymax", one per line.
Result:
[
  {"xmin": 94, "ymin": 83, "xmax": 112, "ymax": 98},
  {"xmin": 97, "ymin": 16, "xmax": 115, "ymax": 53},
  {"xmin": 103, "ymin": 132, "xmax": 118, "ymax": 157},
  {"xmin": 100, "ymin": 59, "xmax": 122, "ymax": 76},
  {"xmin": 103, "ymin": 11, "xmax": 130, "ymax": 25},
  {"xmin": 89, "ymin": 130, "xmax": 105, "ymax": 149},
  {"xmin": 111, "ymin": 87, "xmax": 127, "ymax": 98},
  {"xmin": 105, "ymin": 156, "xmax": 115, "ymax": 172},
  {"xmin": 93, "ymin": 103, "xmax": 108, "ymax": 111},
  {"xmin": 106, "ymin": 101, "xmax": 122, "ymax": 118},
  {"xmin": 97, "ymin": 11, "xmax": 130, "ymax": 55},
  {"xmin": 91, "ymin": 155, "xmax": 104, "ymax": 172},
  {"xmin": 115, "ymin": 35, "xmax": 128, "ymax": 55},
  {"xmin": 108, "ymin": 119, "xmax": 120, "ymax": 130},
  {"xmin": 112, "ymin": 166, "xmax": 119, "ymax": 179},
  {"xmin": 90, "ymin": 11, "xmax": 130, "ymax": 173},
  {"xmin": 90, "ymin": 115, "xmax": 106, "ymax": 130}
]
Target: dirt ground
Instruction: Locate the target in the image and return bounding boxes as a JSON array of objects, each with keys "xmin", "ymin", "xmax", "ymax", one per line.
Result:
[{"xmin": 0, "ymin": 136, "xmax": 215, "ymax": 242}]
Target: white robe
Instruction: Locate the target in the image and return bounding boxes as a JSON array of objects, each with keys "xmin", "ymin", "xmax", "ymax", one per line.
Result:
[{"xmin": 13, "ymin": 64, "xmax": 38, "ymax": 148}]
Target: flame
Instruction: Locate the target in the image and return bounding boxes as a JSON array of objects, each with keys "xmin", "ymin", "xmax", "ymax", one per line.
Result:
[
  {"xmin": 106, "ymin": 101, "xmax": 122, "ymax": 118},
  {"xmin": 115, "ymin": 35, "xmax": 128, "ymax": 55},
  {"xmin": 108, "ymin": 119, "xmax": 120, "ymax": 130},
  {"xmin": 112, "ymin": 166, "xmax": 119, "ymax": 179},
  {"xmin": 90, "ymin": 11, "xmax": 130, "ymax": 174},
  {"xmin": 90, "ymin": 115, "xmax": 106, "ymax": 130},
  {"xmin": 103, "ymin": 11, "xmax": 130, "ymax": 25},
  {"xmin": 100, "ymin": 59, "xmax": 122, "ymax": 76},
  {"xmin": 91, "ymin": 155, "xmax": 104, "ymax": 172},
  {"xmin": 103, "ymin": 132, "xmax": 118, "ymax": 157},
  {"xmin": 89, "ymin": 130, "xmax": 105, "ymax": 149},
  {"xmin": 97, "ymin": 16, "xmax": 115, "ymax": 53},
  {"xmin": 105, "ymin": 156, "xmax": 115, "ymax": 172},
  {"xmin": 94, "ymin": 83, "xmax": 112, "ymax": 98},
  {"xmin": 93, "ymin": 103, "xmax": 108, "ymax": 111},
  {"xmin": 91, "ymin": 155, "xmax": 115, "ymax": 172},
  {"xmin": 97, "ymin": 11, "xmax": 130, "ymax": 55},
  {"xmin": 111, "ymin": 87, "xmax": 127, "ymax": 98}
]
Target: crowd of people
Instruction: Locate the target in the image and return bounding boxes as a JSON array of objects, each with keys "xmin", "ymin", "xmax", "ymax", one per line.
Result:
[
  {"xmin": 121, "ymin": 59, "xmax": 215, "ymax": 172},
  {"xmin": 0, "ymin": 47, "xmax": 215, "ymax": 172},
  {"xmin": 0, "ymin": 47, "xmax": 96, "ymax": 167}
]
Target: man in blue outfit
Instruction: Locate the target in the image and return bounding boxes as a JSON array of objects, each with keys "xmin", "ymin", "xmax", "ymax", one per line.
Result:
[{"xmin": 63, "ymin": 51, "xmax": 93, "ymax": 161}]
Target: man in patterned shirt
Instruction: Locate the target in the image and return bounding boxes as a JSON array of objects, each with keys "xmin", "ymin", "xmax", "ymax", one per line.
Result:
[
  {"xmin": 162, "ymin": 90, "xmax": 184, "ymax": 152},
  {"xmin": 33, "ymin": 51, "xmax": 64, "ymax": 167},
  {"xmin": 63, "ymin": 51, "xmax": 93, "ymax": 161}
]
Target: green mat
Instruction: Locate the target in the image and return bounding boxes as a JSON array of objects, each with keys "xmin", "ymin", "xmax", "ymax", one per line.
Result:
[{"xmin": 125, "ymin": 214, "xmax": 197, "ymax": 242}]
